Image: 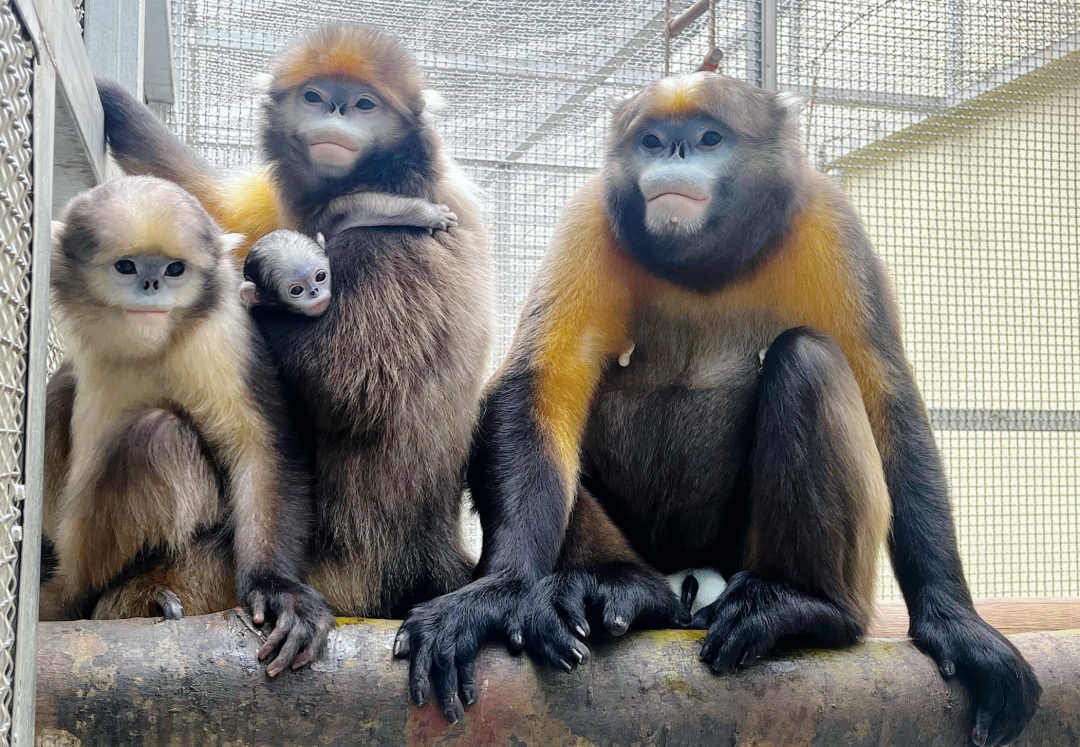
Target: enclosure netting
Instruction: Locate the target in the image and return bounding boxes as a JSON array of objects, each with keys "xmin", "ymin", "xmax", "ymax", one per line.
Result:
[{"xmin": 162, "ymin": 0, "xmax": 1079, "ymax": 601}]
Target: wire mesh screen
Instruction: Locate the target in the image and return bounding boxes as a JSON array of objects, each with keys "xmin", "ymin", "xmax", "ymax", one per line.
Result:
[
  {"xmin": 0, "ymin": 1, "xmax": 33, "ymax": 742},
  {"xmin": 164, "ymin": 0, "xmax": 1079, "ymax": 600}
]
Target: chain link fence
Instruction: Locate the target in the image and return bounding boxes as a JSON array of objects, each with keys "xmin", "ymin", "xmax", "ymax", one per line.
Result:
[
  {"xmin": 0, "ymin": 1, "xmax": 33, "ymax": 743},
  {"xmin": 157, "ymin": 0, "xmax": 1080, "ymax": 600}
]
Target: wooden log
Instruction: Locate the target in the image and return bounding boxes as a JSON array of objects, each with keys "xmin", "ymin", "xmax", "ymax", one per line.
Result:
[
  {"xmin": 36, "ymin": 612, "xmax": 1080, "ymax": 747},
  {"xmin": 871, "ymin": 597, "xmax": 1080, "ymax": 638}
]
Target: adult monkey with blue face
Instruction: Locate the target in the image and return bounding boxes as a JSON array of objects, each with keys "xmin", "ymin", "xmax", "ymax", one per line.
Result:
[{"xmin": 397, "ymin": 73, "xmax": 1041, "ymax": 746}]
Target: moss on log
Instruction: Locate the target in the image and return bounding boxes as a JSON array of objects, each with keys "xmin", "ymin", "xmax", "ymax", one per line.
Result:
[{"xmin": 36, "ymin": 612, "xmax": 1080, "ymax": 747}]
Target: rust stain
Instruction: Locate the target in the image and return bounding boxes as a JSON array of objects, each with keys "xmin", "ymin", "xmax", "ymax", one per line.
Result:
[{"xmin": 59, "ymin": 630, "xmax": 117, "ymax": 695}]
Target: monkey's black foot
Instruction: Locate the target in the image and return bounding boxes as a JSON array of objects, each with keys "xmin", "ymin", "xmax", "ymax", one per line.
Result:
[
  {"xmin": 394, "ymin": 573, "xmax": 529, "ymax": 724},
  {"xmin": 691, "ymin": 571, "xmax": 860, "ymax": 674},
  {"xmin": 910, "ymin": 604, "xmax": 1041, "ymax": 747},
  {"xmin": 154, "ymin": 588, "xmax": 184, "ymax": 620},
  {"xmin": 243, "ymin": 576, "xmax": 335, "ymax": 677},
  {"xmin": 514, "ymin": 561, "xmax": 684, "ymax": 672}
]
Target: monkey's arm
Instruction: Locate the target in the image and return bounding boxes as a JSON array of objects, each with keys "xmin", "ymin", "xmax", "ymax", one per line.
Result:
[
  {"xmin": 394, "ymin": 178, "xmax": 637, "ymax": 723},
  {"xmin": 96, "ymin": 77, "xmax": 286, "ymax": 254},
  {"xmin": 861, "ymin": 283, "xmax": 1040, "ymax": 747},
  {"xmin": 320, "ymin": 192, "xmax": 457, "ymax": 235}
]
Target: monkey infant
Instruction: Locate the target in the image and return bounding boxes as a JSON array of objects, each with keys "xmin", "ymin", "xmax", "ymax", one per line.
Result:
[{"xmin": 42, "ymin": 176, "xmax": 333, "ymax": 675}]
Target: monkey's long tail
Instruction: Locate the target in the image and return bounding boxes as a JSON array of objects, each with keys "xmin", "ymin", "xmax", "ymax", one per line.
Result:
[{"xmin": 96, "ymin": 76, "xmax": 282, "ymax": 253}]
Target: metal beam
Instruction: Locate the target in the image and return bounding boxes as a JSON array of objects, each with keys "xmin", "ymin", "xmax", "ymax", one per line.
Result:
[
  {"xmin": 143, "ymin": 0, "xmax": 175, "ymax": 104},
  {"xmin": 487, "ymin": 0, "xmax": 668, "ymax": 175},
  {"xmin": 10, "ymin": 53, "xmax": 54, "ymax": 747},
  {"xmin": 84, "ymin": 0, "xmax": 146, "ymax": 99},
  {"xmin": 823, "ymin": 31, "xmax": 1080, "ymax": 166},
  {"xmin": 929, "ymin": 409, "xmax": 1080, "ymax": 432}
]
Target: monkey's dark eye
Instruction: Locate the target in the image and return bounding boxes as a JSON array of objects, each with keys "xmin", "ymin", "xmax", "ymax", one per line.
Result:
[
  {"xmin": 641, "ymin": 133, "xmax": 663, "ymax": 149},
  {"xmin": 114, "ymin": 259, "xmax": 137, "ymax": 275},
  {"xmin": 164, "ymin": 261, "xmax": 185, "ymax": 277},
  {"xmin": 303, "ymin": 90, "xmax": 323, "ymax": 104},
  {"xmin": 355, "ymin": 97, "xmax": 376, "ymax": 111},
  {"xmin": 315, "ymin": 270, "xmax": 327, "ymax": 283},
  {"xmin": 700, "ymin": 130, "xmax": 723, "ymax": 146},
  {"xmin": 289, "ymin": 285, "xmax": 304, "ymax": 297}
]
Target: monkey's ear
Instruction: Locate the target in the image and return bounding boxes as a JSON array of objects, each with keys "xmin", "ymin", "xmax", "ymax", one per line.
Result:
[
  {"xmin": 420, "ymin": 89, "xmax": 447, "ymax": 115},
  {"xmin": 606, "ymin": 92, "xmax": 634, "ymax": 114},
  {"xmin": 315, "ymin": 232, "xmax": 326, "ymax": 249},
  {"xmin": 239, "ymin": 281, "xmax": 261, "ymax": 308},
  {"xmin": 775, "ymin": 91, "xmax": 809, "ymax": 118},
  {"xmin": 249, "ymin": 73, "xmax": 275, "ymax": 94},
  {"xmin": 219, "ymin": 232, "xmax": 245, "ymax": 255},
  {"xmin": 50, "ymin": 220, "xmax": 66, "ymax": 246}
]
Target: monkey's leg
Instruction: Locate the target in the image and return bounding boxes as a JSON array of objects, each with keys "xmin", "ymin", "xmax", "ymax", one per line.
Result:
[
  {"xmin": 509, "ymin": 488, "xmax": 684, "ymax": 672},
  {"xmin": 54, "ymin": 405, "xmax": 222, "ymax": 618},
  {"xmin": 92, "ymin": 531, "xmax": 237, "ymax": 620},
  {"xmin": 694, "ymin": 327, "xmax": 891, "ymax": 673}
]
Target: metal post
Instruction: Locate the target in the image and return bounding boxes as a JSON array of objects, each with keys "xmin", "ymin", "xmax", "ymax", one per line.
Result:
[
  {"xmin": 945, "ymin": 0, "xmax": 963, "ymax": 93},
  {"xmin": 11, "ymin": 55, "xmax": 54, "ymax": 747},
  {"xmin": 85, "ymin": 0, "xmax": 146, "ymax": 98},
  {"xmin": 761, "ymin": 0, "xmax": 777, "ymax": 90}
]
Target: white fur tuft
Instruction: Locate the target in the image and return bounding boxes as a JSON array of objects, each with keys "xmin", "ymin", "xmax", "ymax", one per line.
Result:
[
  {"xmin": 249, "ymin": 73, "xmax": 274, "ymax": 94},
  {"xmin": 51, "ymin": 220, "xmax": 66, "ymax": 246},
  {"xmin": 420, "ymin": 89, "xmax": 447, "ymax": 114},
  {"xmin": 776, "ymin": 90, "xmax": 809, "ymax": 116}
]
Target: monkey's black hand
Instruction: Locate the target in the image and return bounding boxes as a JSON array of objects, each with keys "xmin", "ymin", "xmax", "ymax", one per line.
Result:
[
  {"xmin": 243, "ymin": 576, "xmax": 335, "ymax": 677},
  {"xmin": 515, "ymin": 561, "xmax": 685, "ymax": 672},
  {"xmin": 393, "ymin": 573, "xmax": 529, "ymax": 724},
  {"xmin": 910, "ymin": 606, "xmax": 1041, "ymax": 747}
]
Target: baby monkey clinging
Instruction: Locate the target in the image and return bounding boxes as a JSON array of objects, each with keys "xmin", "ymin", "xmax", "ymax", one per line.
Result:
[{"xmin": 241, "ymin": 230, "xmax": 331, "ymax": 316}]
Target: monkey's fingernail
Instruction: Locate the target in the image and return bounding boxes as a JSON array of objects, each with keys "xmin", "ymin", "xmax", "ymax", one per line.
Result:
[
  {"xmin": 571, "ymin": 648, "xmax": 583, "ymax": 664},
  {"xmin": 610, "ymin": 616, "xmax": 629, "ymax": 635},
  {"xmin": 558, "ymin": 658, "xmax": 573, "ymax": 672},
  {"xmin": 574, "ymin": 623, "xmax": 590, "ymax": 638},
  {"xmin": 940, "ymin": 662, "xmax": 955, "ymax": 678},
  {"xmin": 972, "ymin": 726, "xmax": 988, "ymax": 747},
  {"xmin": 462, "ymin": 685, "xmax": 477, "ymax": 705},
  {"xmin": 510, "ymin": 632, "xmax": 523, "ymax": 649},
  {"xmin": 393, "ymin": 636, "xmax": 408, "ymax": 657},
  {"xmin": 413, "ymin": 688, "xmax": 428, "ymax": 706}
]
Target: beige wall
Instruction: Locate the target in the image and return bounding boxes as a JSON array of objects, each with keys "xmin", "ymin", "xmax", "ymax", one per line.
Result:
[{"xmin": 835, "ymin": 53, "xmax": 1080, "ymax": 599}]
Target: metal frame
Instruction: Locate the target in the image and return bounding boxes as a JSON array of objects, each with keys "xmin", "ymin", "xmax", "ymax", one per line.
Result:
[{"xmin": 5, "ymin": 0, "xmax": 109, "ymax": 743}]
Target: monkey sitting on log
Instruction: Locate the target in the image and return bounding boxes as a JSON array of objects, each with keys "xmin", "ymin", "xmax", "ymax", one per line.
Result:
[
  {"xmin": 395, "ymin": 72, "xmax": 1042, "ymax": 747},
  {"xmin": 42, "ymin": 176, "xmax": 333, "ymax": 676}
]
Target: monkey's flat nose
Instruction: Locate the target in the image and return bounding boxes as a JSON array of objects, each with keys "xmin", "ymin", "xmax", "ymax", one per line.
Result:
[
  {"xmin": 142, "ymin": 280, "xmax": 159, "ymax": 292},
  {"xmin": 310, "ymin": 288, "xmax": 320, "ymax": 297}
]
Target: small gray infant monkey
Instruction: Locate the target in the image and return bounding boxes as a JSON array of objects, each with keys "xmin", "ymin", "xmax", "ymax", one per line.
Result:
[
  {"xmin": 240, "ymin": 193, "xmax": 459, "ymax": 316},
  {"xmin": 241, "ymin": 230, "xmax": 332, "ymax": 317}
]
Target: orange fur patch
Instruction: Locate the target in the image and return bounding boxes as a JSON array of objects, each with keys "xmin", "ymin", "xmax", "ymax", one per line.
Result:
[
  {"xmin": 656, "ymin": 190, "xmax": 892, "ymax": 419},
  {"xmin": 207, "ymin": 168, "xmax": 292, "ymax": 258},
  {"xmin": 532, "ymin": 181, "xmax": 639, "ymax": 488}
]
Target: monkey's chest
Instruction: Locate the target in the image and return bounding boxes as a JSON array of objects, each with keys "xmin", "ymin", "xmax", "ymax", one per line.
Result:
[{"xmin": 581, "ymin": 307, "xmax": 789, "ymax": 568}]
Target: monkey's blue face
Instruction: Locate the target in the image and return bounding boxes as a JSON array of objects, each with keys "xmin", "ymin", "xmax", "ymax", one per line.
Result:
[
  {"xmin": 293, "ymin": 78, "xmax": 404, "ymax": 175},
  {"xmin": 633, "ymin": 117, "xmax": 736, "ymax": 234},
  {"xmin": 106, "ymin": 254, "xmax": 193, "ymax": 323}
]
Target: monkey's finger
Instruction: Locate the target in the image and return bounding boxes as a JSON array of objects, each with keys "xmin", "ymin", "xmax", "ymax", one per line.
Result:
[
  {"xmin": 554, "ymin": 578, "xmax": 590, "ymax": 639},
  {"xmin": 267, "ymin": 630, "xmax": 305, "ymax": 678},
  {"xmin": 251, "ymin": 593, "xmax": 266, "ymax": 626},
  {"xmin": 408, "ymin": 637, "xmax": 434, "ymax": 706},
  {"xmin": 432, "ymin": 649, "xmax": 463, "ymax": 724},
  {"xmin": 457, "ymin": 656, "xmax": 479, "ymax": 706},
  {"xmin": 155, "ymin": 589, "xmax": 184, "ymax": 620},
  {"xmin": 505, "ymin": 616, "xmax": 525, "ymax": 655},
  {"xmin": 258, "ymin": 622, "xmax": 290, "ymax": 662},
  {"xmin": 972, "ymin": 708, "xmax": 995, "ymax": 747},
  {"xmin": 601, "ymin": 592, "xmax": 635, "ymax": 636},
  {"xmin": 291, "ymin": 649, "xmax": 312, "ymax": 670},
  {"xmin": 690, "ymin": 601, "xmax": 718, "ymax": 630},
  {"xmin": 393, "ymin": 624, "xmax": 412, "ymax": 658}
]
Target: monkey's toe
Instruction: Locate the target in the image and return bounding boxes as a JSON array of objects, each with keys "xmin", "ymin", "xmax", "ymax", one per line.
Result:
[{"xmin": 155, "ymin": 589, "xmax": 184, "ymax": 620}]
